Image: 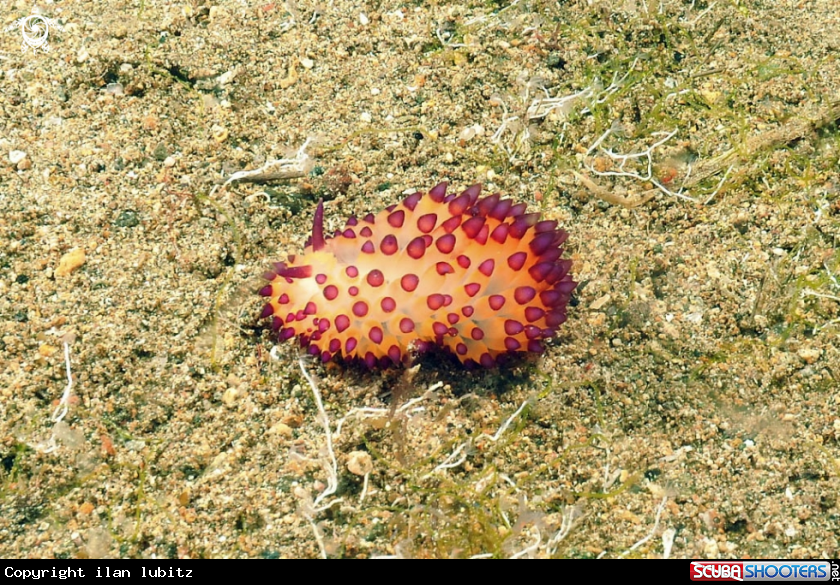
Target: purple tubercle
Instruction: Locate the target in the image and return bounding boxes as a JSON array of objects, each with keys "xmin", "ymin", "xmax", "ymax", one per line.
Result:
[{"xmin": 311, "ymin": 199, "xmax": 326, "ymax": 252}]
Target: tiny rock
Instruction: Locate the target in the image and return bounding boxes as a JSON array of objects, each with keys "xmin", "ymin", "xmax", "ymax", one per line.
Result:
[
  {"xmin": 9, "ymin": 150, "xmax": 26, "ymax": 165},
  {"xmin": 797, "ymin": 347, "xmax": 821, "ymax": 364},
  {"xmin": 269, "ymin": 422, "xmax": 293, "ymax": 438},
  {"xmin": 55, "ymin": 248, "xmax": 86, "ymax": 277},
  {"xmin": 346, "ymin": 451, "xmax": 373, "ymax": 476}
]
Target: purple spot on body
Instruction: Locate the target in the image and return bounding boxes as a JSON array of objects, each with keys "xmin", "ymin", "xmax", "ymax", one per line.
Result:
[
  {"xmin": 380, "ymin": 234, "xmax": 398, "ymax": 255},
  {"xmin": 540, "ymin": 290, "xmax": 564, "ymax": 307},
  {"xmin": 489, "ymin": 295, "xmax": 506, "ymax": 310},
  {"xmin": 478, "ymin": 259, "xmax": 495, "ymax": 277},
  {"xmin": 527, "ymin": 340, "xmax": 545, "ymax": 354},
  {"xmin": 504, "ymin": 320, "xmax": 524, "ymax": 335},
  {"xmin": 403, "ymin": 192, "xmax": 422, "ymax": 211},
  {"xmin": 401, "ymin": 273, "xmax": 419, "ymax": 292},
  {"xmin": 436, "ymin": 234, "xmax": 456, "ymax": 254},
  {"xmin": 417, "ymin": 213, "xmax": 438, "ymax": 233},
  {"xmin": 381, "ymin": 296, "xmax": 396, "ymax": 312},
  {"xmin": 427, "ymin": 294, "xmax": 445, "ymax": 311},
  {"xmin": 462, "ymin": 184, "xmax": 482, "ymax": 203},
  {"xmin": 535, "ymin": 220, "xmax": 558, "ymax": 233},
  {"xmin": 524, "ymin": 325, "xmax": 541, "ymax": 339},
  {"xmin": 545, "ymin": 311, "xmax": 567, "ymax": 327},
  {"xmin": 464, "ymin": 283, "xmax": 481, "ymax": 297},
  {"xmin": 461, "ymin": 216, "xmax": 485, "ymax": 239},
  {"xmin": 353, "ymin": 301, "xmax": 369, "ymax": 317},
  {"xmin": 507, "ymin": 252, "xmax": 527, "ymax": 271},
  {"xmin": 436, "ymin": 262, "xmax": 454, "ymax": 275},
  {"xmin": 387, "ymin": 210, "xmax": 405, "ymax": 228},
  {"xmin": 407, "ymin": 236, "xmax": 426, "ymax": 259},
  {"xmin": 528, "ymin": 262, "xmax": 553, "ymax": 282},
  {"xmin": 490, "ymin": 223, "xmax": 509, "ymax": 244},
  {"xmin": 364, "ymin": 352, "xmax": 377, "ymax": 368},
  {"xmin": 442, "ymin": 215, "xmax": 462, "ymax": 233},
  {"xmin": 488, "ymin": 199, "xmax": 512, "ymax": 220},
  {"xmin": 335, "ymin": 315, "xmax": 350, "ymax": 333},
  {"xmin": 367, "ymin": 270, "xmax": 384, "ymax": 287},
  {"xmin": 514, "ymin": 286, "xmax": 537, "ymax": 305},
  {"xmin": 525, "ymin": 307, "xmax": 545, "ymax": 322},
  {"xmin": 370, "ymin": 326, "xmax": 383, "ymax": 344},
  {"xmin": 448, "ymin": 193, "xmax": 471, "ymax": 216},
  {"xmin": 477, "ymin": 193, "xmax": 500, "ymax": 216},
  {"xmin": 388, "ymin": 345, "xmax": 401, "ymax": 363},
  {"xmin": 428, "ymin": 182, "xmax": 448, "ymax": 202}
]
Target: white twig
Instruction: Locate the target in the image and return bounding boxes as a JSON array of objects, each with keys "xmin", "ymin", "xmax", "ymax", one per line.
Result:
[
  {"xmin": 31, "ymin": 338, "xmax": 75, "ymax": 454},
  {"xmin": 478, "ymin": 398, "xmax": 531, "ymax": 443},
  {"xmin": 509, "ymin": 526, "xmax": 541, "ymax": 559},
  {"xmin": 662, "ymin": 528, "xmax": 676, "ymax": 559},
  {"xmin": 423, "ymin": 443, "xmax": 469, "ymax": 478},
  {"xmin": 298, "ymin": 357, "xmax": 339, "ymax": 512},
  {"xmin": 222, "ymin": 138, "xmax": 314, "ymax": 186},
  {"xmin": 359, "ymin": 473, "xmax": 370, "ymax": 505},
  {"xmin": 52, "ymin": 340, "xmax": 73, "ymax": 424},
  {"xmin": 546, "ymin": 504, "xmax": 583, "ymax": 556},
  {"xmin": 620, "ymin": 496, "xmax": 668, "ymax": 557},
  {"xmin": 802, "ymin": 290, "xmax": 840, "ymax": 302},
  {"xmin": 525, "ymin": 87, "xmax": 592, "ymax": 121},
  {"xmin": 584, "ymin": 126, "xmax": 702, "ymax": 203}
]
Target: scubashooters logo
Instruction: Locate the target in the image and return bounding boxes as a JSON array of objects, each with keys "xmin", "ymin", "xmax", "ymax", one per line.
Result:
[{"xmin": 691, "ymin": 561, "xmax": 837, "ymax": 582}]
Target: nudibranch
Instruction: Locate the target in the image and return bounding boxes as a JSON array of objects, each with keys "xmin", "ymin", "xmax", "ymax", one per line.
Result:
[{"xmin": 259, "ymin": 183, "xmax": 576, "ymax": 368}]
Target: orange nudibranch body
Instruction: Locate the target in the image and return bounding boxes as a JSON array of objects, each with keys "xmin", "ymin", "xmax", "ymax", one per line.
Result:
[{"xmin": 259, "ymin": 182, "xmax": 575, "ymax": 368}]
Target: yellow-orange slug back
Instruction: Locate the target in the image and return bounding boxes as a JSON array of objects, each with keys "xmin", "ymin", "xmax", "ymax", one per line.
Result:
[{"xmin": 259, "ymin": 182, "xmax": 575, "ymax": 368}]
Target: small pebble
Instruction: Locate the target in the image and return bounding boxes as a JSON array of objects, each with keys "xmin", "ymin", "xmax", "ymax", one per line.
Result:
[
  {"xmin": 55, "ymin": 248, "xmax": 86, "ymax": 277},
  {"xmin": 347, "ymin": 451, "xmax": 373, "ymax": 476}
]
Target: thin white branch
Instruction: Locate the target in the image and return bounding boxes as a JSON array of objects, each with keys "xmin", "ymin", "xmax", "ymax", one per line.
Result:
[
  {"xmin": 30, "ymin": 338, "xmax": 75, "ymax": 454},
  {"xmin": 298, "ymin": 357, "xmax": 339, "ymax": 512},
  {"xmin": 547, "ymin": 504, "xmax": 583, "ymax": 556},
  {"xmin": 510, "ymin": 526, "xmax": 541, "ymax": 559},
  {"xmin": 223, "ymin": 138, "xmax": 314, "ymax": 186},
  {"xmin": 478, "ymin": 399, "xmax": 531, "ymax": 443},
  {"xmin": 620, "ymin": 496, "xmax": 668, "ymax": 558}
]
